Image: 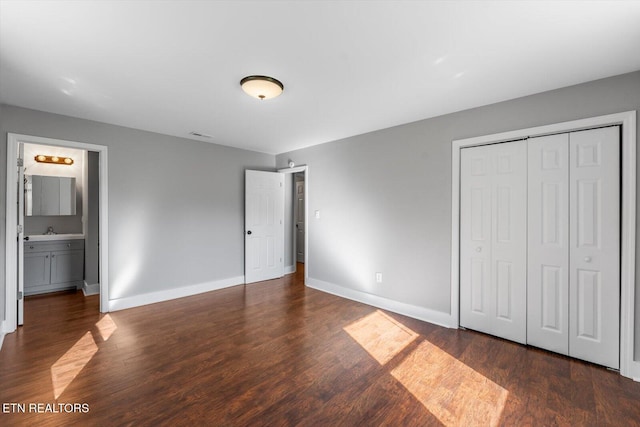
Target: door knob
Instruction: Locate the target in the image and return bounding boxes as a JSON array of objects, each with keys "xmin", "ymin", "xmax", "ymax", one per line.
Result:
[
  {"xmin": 584, "ymin": 256, "xmax": 592, "ymax": 263},
  {"xmin": 247, "ymin": 230, "xmax": 252, "ymax": 235},
  {"xmin": 476, "ymin": 247, "xmax": 482, "ymax": 252},
  {"xmin": 23, "ymin": 236, "xmax": 30, "ymax": 241}
]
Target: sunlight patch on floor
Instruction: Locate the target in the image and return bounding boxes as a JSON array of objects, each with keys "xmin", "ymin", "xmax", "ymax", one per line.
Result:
[
  {"xmin": 343, "ymin": 310, "xmax": 419, "ymax": 365},
  {"xmin": 50, "ymin": 331, "xmax": 98, "ymax": 399},
  {"xmin": 95, "ymin": 314, "xmax": 117, "ymax": 341},
  {"xmin": 391, "ymin": 340, "xmax": 508, "ymax": 426}
]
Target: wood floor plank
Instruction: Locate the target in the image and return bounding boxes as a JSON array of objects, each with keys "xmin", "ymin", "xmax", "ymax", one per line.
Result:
[{"xmin": 2, "ymin": 266, "xmax": 640, "ymax": 426}]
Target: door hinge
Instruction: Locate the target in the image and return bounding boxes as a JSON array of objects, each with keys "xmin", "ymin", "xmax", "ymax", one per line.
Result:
[
  {"xmin": 17, "ymin": 224, "xmax": 23, "ymax": 234},
  {"xmin": 17, "ymin": 291, "xmax": 23, "ymax": 300},
  {"xmin": 17, "ymin": 158, "xmax": 23, "ymax": 167}
]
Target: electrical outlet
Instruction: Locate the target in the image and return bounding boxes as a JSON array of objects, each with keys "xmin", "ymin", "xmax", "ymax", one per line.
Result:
[{"xmin": 375, "ymin": 272, "xmax": 383, "ymax": 283}]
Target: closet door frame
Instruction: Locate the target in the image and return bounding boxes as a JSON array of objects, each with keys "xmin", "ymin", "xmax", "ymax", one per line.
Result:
[{"xmin": 451, "ymin": 111, "xmax": 637, "ymax": 380}]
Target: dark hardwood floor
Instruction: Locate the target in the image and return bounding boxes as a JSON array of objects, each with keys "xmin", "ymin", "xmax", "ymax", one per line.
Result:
[{"xmin": 2, "ymin": 265, "xmax": 640, "ymax": 426}]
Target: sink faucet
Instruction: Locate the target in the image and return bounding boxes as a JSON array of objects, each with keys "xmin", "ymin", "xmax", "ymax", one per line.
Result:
[{"xmin": 46, "ymin": 226, "xmax": 55, "ymax": 235}]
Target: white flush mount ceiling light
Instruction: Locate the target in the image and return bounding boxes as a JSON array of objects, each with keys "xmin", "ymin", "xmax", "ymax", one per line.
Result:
[{"xmin": 240, "ymin": 75, "xmax": 284, "ymax": 100}]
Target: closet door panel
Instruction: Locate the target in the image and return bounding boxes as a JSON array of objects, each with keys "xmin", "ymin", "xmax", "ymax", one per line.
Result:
[
  {"xmin": 460, "ymin": 141, "xmax": 526, "ymax": 343},
  {"xmin": 491, "ymin": 141, "xmax": 527, "ymax": 344},
  {"xmin": 569, "ymin": 127, "xmax": 620, "ymax": 369},
  {"xmin": 460, "ymin": 146, "xmax": 492, "ymax": 334},
  {"xmin": 527, "ymin": 134, "xmax": 570, "ymax": 354}
]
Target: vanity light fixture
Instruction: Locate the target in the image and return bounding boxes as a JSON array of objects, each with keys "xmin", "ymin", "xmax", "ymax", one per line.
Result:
[
  {"xmin": 240, "ymin": 75, "xmax": 284, "ymax": 100},
  {"xmin": 35, "ymin": 155, "xmax": 74, "ymax": 165}
]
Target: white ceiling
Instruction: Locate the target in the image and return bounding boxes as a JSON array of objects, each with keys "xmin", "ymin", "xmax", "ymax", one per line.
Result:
[{"xmin": 1, "ymin": 1, "xmax": 639, "ymax": 155}]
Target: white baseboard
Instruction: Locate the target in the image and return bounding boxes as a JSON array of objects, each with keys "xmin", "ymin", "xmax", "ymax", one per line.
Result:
[
  {"xmin": 82, "ymin": 281, "xmax": 100, "ymax": 296},
  {"xmin": 285, "ymin": 265, "xmax": 296, "ymax": 275},
  {"xmin": 630, "ymin": 362, "xmax": 640, "ymax": 382},
  {"xmin": 108, "ymin": 276, "xmax": 245, "ymax": 312},
  {"xmin": 306, "ymin": 278, "xmax": 456, "ymax": 329}
]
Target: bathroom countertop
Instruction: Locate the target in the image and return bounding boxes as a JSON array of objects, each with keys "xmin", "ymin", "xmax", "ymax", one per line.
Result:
[{"xmin": 27, "ymin": 234, "xmax": 85, "ymax": 242}]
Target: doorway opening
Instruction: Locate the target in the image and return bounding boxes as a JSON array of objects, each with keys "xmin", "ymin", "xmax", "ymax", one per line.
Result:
[
  {"xmin": 294, "ymin": 172, "xmax": 306, "ymax": 265},
  {"xmin": 19, "ymin": 143, "xmax": 100, "ymax": 325},
  {"xmin": 4, "ymin": 133, "xmax": 109, "ymax": 334},
  {"xmin": 279, "ymin": 165, "xmax": 309, "ymax": 284}
]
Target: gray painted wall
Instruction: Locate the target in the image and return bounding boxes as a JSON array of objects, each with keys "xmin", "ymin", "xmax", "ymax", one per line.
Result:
[
  {"xmin": 0, "ymin": 106, "xmax": 4, "ymax": 321},
  {"xmin": 276, "ymin": 71, "xmax": 640, "ymax": 357},
  {"xmin": 85, "ymin": 151, "xmax": 100, "ymax": 286},
  {"xmin": 0, "ymin": 105, "xmax": 274, "ymax": 315}
]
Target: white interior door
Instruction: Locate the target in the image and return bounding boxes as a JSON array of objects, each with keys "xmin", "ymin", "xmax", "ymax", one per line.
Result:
[
  {"xmin": 569, "ymin": 127, "xmax": 620, "ymax": 369},
  {"xmin": 17, "ymin": 143, "xmax": 25, "ymax": 325},
  {"xmin": 527, "ymin": 133, "xmax": 570, "ymax": 355},
  {"xmin": 460, "ymin": 140, "xmax": 527, "ymax": 343},
  {"xmin": 295, "ymin": 179, "xmax": 305, "ymax": 263},
  {"xmin": 245, "ymin": 170, "xmax": 285, "ymax": 284}
]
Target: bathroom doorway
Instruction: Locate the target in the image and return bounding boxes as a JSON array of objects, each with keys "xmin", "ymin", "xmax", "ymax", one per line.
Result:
[
  {"xmin": 18, "ymin": 143, "xmax": 100, "ymax": 325},
  {"xmin": 4, "ymin": 133, "xmax": 109, "ymax": 333}
]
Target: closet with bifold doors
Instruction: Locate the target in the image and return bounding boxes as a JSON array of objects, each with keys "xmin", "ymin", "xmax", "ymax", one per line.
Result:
[{"xmin": 460, "ymin": 126, "xmax": 620, "ymax": 369}]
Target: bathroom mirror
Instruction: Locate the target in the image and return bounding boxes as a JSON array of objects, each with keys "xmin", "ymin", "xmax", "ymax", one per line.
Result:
[{"xmin": 25, "ymin": 175, "xmax": 77, "ymax": 216}]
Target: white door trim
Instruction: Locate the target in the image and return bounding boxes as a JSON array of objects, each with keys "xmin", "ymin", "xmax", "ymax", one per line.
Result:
[
  {"xmin": 4, "ymin": 133, "xmax": 109, "ymax": 333},
  {"xmin": 451, "ymin": 111, "xmax": 637, "ymax": 380},
  {"xmin": 278, "ymin": 165, "xmax": 309, "ymax": 286}
]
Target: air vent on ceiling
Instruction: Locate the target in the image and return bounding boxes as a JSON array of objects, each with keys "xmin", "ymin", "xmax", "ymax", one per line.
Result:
[{"xmin": 189, "ymin": 131, "xmax": 213, "ymax": 138}]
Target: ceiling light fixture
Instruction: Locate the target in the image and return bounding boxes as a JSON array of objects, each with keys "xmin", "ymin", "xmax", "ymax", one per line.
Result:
[
  {"xmin": 240, "ymin": 75, "xmax": 284, "ymax": 100},
  {"xmin": 35, "ymin": 155, "xmax": 74, "ymax": 165}
]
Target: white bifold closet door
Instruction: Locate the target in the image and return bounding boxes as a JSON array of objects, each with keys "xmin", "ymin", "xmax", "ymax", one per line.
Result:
[
  {"xmin": 527, "ymin": 133, "xmax": 570, "ymax": 355},
  {"xmin": 460, "ymin": 140, "xmax": 527, "ymax": 344},
  {"xmin": 528, "ymin": 127, "xmax": 620, "ymax": 369}
]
